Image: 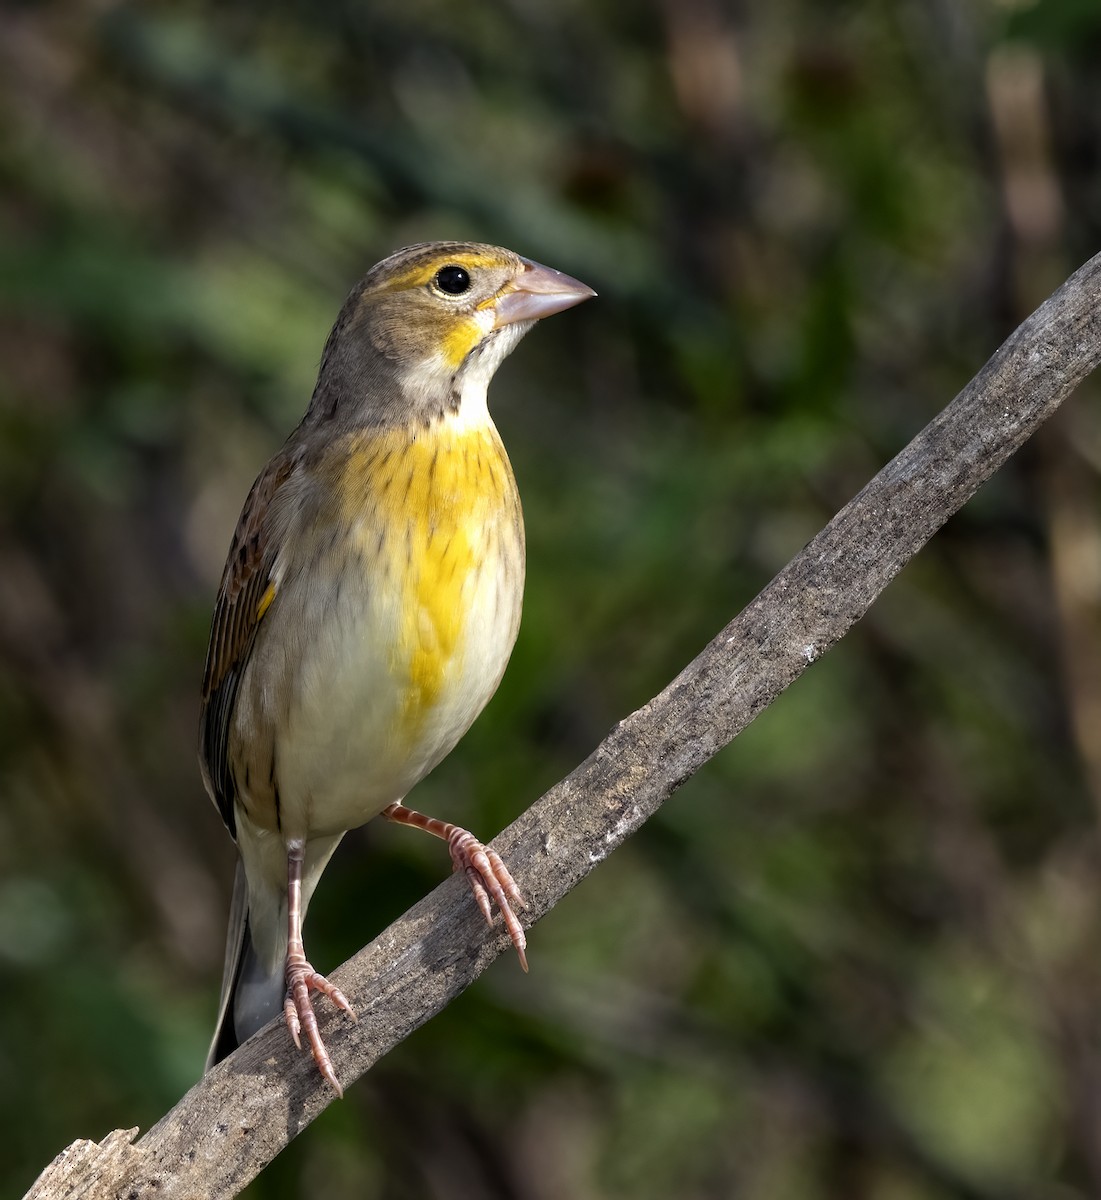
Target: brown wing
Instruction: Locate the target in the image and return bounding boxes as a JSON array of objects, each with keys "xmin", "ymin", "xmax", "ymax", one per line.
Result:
[{"xmin": 199, "ymin": 451, "xmax": 296, "ymax": 838}]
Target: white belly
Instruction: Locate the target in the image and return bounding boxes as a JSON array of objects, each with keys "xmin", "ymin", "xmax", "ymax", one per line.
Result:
[{"xmin": 277, "ymin": 540, "xmax": 521, "ymax": 834}]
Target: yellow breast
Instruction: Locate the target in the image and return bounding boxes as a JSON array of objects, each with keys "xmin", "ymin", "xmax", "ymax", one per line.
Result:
[{"xmin": 336, "ymin": 418, "xmax": 523, "ymax": 740}]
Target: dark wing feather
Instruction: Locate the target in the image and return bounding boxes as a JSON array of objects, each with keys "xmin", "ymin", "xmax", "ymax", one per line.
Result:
[{"xmin": 199, "ymin": 452, "xmax": 296, "ymax": 838}]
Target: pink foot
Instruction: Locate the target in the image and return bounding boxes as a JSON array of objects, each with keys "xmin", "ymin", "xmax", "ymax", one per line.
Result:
[
  {"xmin": 283, "ymin": 954, "xmax": 356, "ymax": 1097},
  {"xmin": 382, "ymin": 803, "xmax": 529, "ymax": 969},
  {"xmin": 447, "ymin": 829, "xmax": 528, "ymax": 972}
]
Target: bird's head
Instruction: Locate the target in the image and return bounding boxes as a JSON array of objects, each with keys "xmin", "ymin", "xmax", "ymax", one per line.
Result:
[{"xmin": 309, "ymin": 242, "xmax": 595, "ymax": 428}]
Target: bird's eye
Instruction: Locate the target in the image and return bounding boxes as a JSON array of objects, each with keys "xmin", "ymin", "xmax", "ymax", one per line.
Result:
[{"xmin": 434, "ymin": 265, "xmax": 471, "ymax": 295}]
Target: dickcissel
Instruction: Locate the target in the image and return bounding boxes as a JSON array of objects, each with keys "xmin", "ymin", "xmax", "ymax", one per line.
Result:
[{"xmin": 200, "ymin": 241, "xmax": 594, "ymax": 1094}]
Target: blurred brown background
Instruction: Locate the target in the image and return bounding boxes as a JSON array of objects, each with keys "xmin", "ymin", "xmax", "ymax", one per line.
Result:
[{"xmin": 3, "ymin": 1, "xmax": 1101, "ymax": 1197}]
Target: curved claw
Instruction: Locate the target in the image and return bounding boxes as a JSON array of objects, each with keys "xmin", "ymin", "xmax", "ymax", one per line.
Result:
[
  {"xmin": 381, "ymin": 804, "xmax": 531, "ymax": 970},
  {"xmin": 284, "ymin": 957, "xmax": 356, "ymax": 1097},
  {"xmin": 449, "ymin": 830, "xmax": 529, "ymax": 971}
]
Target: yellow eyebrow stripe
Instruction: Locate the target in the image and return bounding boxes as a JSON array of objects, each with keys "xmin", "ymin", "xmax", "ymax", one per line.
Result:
[{"xmin": 377, "ymin": 251, "xmax": 505, "ymax": 292}]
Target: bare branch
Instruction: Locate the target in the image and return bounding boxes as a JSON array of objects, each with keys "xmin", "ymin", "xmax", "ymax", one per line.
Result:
[{"xmin": 24, "ymin": 251, "xmax": 1101, "ymax": 1200}]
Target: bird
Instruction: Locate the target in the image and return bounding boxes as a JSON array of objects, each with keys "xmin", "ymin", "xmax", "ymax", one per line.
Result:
[{"xmin": 199, "ymin": 241, "xmax": 595, "ymax": 1095}]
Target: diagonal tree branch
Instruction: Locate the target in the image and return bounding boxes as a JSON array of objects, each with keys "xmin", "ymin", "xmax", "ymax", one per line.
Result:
[{"xmin": 25, "ymin": 250, "xmax": 1101, "ymax": 1200}]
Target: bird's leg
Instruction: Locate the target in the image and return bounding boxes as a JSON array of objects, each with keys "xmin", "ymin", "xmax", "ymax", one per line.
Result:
[
  {"xmin": 282, "ymin": 838, "xmax": 356, "ymax": 1096},
  {"xmin": 382, "ymin": 802, "xmax": 528, "ymax": 971}
]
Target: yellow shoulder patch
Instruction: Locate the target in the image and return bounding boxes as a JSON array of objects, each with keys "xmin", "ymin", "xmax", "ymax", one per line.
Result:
[{"xmin": 256, "ymin": 582, "xmax": 277, "ymax": 622}]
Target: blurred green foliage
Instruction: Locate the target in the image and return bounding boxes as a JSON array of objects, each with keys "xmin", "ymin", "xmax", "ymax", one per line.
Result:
[{"xmin": 3, "ymin": 0, "xmax": 1101, "ymax": 1197}]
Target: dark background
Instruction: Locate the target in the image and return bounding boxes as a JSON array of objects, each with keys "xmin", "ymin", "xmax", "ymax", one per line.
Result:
[{"xmin": 4, "ymin": 1, "xmax": 1101, "ymax": 1197}]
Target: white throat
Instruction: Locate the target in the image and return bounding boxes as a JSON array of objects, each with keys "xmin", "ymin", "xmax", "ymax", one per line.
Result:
[{"xmin": 400, "ymin": 318, "xmax": 535, "ymax": 430}]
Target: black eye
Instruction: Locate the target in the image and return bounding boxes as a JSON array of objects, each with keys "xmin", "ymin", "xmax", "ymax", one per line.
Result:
[{"xmin": 434, "ymin": 265, "xmax": 471, "ymax": 295}]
